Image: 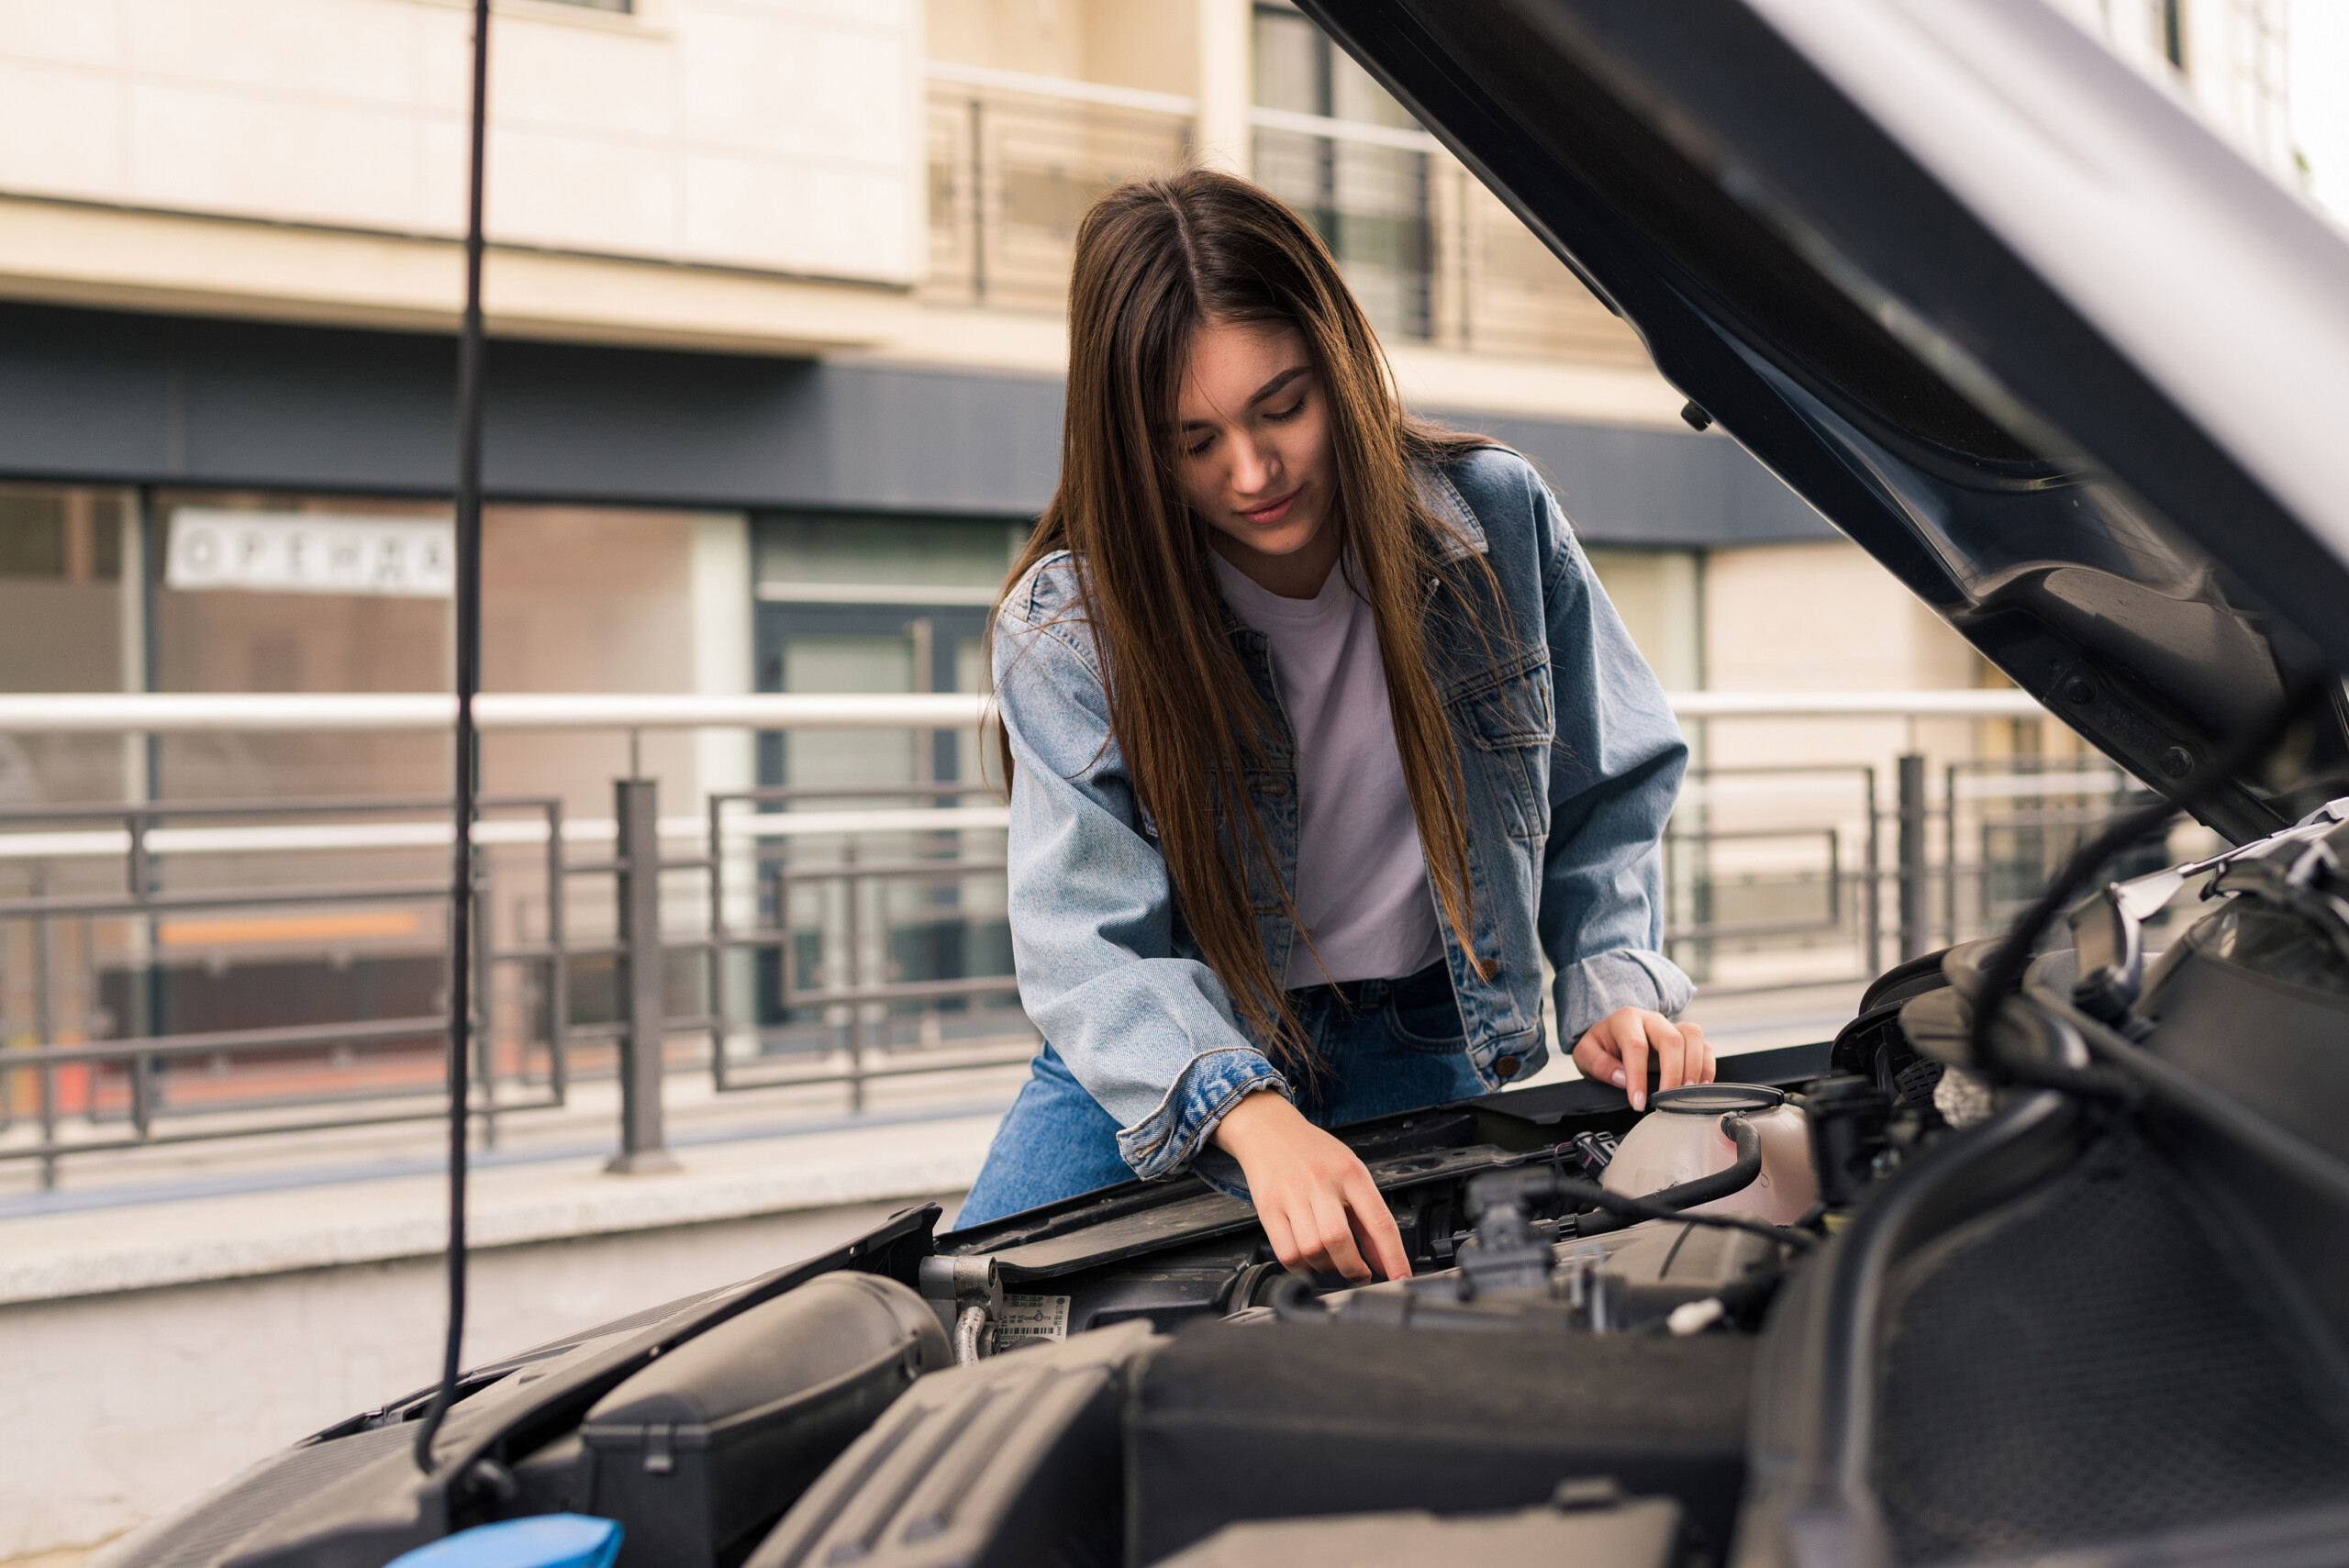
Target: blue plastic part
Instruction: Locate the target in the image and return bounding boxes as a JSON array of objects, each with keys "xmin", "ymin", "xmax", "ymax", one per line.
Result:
[{"xmin": 384, "ymin": 1516, "xmax": 622, "ymax": 1568}]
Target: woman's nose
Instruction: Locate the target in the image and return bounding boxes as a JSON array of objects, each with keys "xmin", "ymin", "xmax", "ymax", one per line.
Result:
[{"xmin": 1230, "ymin": 439, "xmax": 1280, "ymax": 496}]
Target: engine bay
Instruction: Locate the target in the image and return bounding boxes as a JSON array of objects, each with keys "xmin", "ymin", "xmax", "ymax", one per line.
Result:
[{"xmin": 108, "ymin": 804, "xmax": 2349, "ymax": 1568}]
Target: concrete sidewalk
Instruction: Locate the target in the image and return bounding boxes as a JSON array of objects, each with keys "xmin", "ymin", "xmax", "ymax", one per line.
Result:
[
  {"xmin": 0, "ymin": 1065, "xmax": 1027, "ymax": 1306},
  {"xmin": 0, "ymin": 1058, "xmax": 1030, "ymax": 1567}
]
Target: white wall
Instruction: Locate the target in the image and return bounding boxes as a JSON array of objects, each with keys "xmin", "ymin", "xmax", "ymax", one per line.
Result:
[
  {"xmin": 690, "ymin": 510, "xmax": 756, "ymax": 812},
  {"xmin": 1689, "ymin": 540, "xmax": 2001, "ymax": 983},
  {"xmin": 1700, "ymin": 539, "xmax": 1990, "ymax": 777},
  {"xmin": 0, "ymin": 0, "xmax": 922, "ymax": 284}
]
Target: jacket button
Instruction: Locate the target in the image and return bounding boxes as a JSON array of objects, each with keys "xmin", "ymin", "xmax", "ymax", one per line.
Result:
[{"xmin": 1495, "ymin": 1055, "xmax": 1520, "ymax": 1080}]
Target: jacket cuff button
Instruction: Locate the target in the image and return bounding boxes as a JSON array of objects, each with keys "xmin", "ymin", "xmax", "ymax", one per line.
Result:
[{"xmin": 1494, "ymin": 1054, "xmax": 1520, "ymax": 1080}]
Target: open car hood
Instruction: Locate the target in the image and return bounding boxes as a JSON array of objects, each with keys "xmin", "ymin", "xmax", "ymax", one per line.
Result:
[{"xmin": 1301, "ymin": 0, "xmax": 2349, "ymax": 841}]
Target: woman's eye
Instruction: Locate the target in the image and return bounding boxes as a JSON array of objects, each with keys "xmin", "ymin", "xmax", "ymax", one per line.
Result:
[
  {"xmin": 1264, "ymin": 398, "xmax": 1307, "ymax": 424},
  {"xmin": 1185, "ymin": 436, "xmax": 1214, "ymax": 458}
]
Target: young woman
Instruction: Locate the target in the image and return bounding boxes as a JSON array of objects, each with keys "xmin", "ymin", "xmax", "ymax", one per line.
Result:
[{"xmin": 956, "ymin": 169, "xmax": 1711, "ymax": 1282}]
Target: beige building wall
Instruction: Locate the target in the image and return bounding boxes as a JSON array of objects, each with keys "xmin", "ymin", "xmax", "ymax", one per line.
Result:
[
  {"xmin": 927, "ymin": 0, "xmax": 1197, "ymax": 97},
  {"xmin": 1585, "ymin": 548, "xmax": 1701, "ymax": 695},
  {"xmin": 0, "ymin": 0, "xmax": 925, "ymax": 284},
  {"xmin": 0, "ymin": 0, "xmax": 1692, "ymax": 419},
  {"xmin": 1688, "ymin": 540, "xmax": 1996, "ymax": 984},
  {"xmin": 1705, "ymin": 540, "xmax": 1980, "ymax": 690},
  {"xmin": 1701, "ymin": 538, "xmax": 1988, "ymax": 769}
]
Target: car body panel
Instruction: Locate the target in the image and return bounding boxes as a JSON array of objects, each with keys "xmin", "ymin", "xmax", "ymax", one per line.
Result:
[{"xmin": 1297, "ymin": 0, "xmax": 2349, "ymax": 838}]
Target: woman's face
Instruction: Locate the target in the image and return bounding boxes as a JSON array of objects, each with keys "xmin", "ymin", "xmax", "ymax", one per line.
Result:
[{"xmin": 1173, "ymin": 317, "xmax": 1338, "ymax": 594}]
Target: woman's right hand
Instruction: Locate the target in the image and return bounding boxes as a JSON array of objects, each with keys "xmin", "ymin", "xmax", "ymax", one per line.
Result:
[{"xmin": 1211, "ymin": 1089, "xmax": 1412, "ymax": 1284}]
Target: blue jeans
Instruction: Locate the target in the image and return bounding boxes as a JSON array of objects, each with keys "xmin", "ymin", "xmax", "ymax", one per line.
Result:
[{"xmin": 957, "ymin": 960, "xmax": 1481, "ymax": 1227}]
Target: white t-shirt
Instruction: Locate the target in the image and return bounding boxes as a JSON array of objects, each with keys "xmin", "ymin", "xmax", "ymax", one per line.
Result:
[{"xmin": 1212, "ymin": 552, "xmax": 1445, "ymax": 988}]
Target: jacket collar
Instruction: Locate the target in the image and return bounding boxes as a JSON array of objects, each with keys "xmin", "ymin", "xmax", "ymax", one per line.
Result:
[{"xmin": 1415, "ymin": 458, "xmax": 1488, "ymax": 561}]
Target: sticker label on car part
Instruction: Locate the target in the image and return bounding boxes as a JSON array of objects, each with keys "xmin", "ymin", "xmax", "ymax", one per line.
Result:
[{"xmin": 996, "ymin": 1294, "xmax": 1071, "ymax": 1343}]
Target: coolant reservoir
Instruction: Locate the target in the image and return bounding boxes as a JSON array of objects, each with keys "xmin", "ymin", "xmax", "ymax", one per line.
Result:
[{"xmin": 1601, "ymin": 1083, "xmax": 1818, "ymax": 1225}]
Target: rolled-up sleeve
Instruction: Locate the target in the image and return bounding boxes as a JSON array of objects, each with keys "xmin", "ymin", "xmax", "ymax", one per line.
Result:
[
  {"xmin": 1525, "ymin": 474, "xmax": 1696, "ymax": 1043},
  {"xmin": 996, "ymin": 595, "xmax": 1286, "ymax": 1181}
]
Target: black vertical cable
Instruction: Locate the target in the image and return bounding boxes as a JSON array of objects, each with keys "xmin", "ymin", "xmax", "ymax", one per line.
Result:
[{"xmin": 415, "ymin": 0, "xmax": 491, "ymax": 1478}]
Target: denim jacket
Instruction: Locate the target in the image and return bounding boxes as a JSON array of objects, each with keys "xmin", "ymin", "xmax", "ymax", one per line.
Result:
[{"xmin": 994, "ymin": 446, "xmax": 1692, "ymax": 1183}]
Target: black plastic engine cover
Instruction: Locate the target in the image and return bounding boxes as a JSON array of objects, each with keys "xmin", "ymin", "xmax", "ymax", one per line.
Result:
[
  {"xmin": 578, "ymin": 1272, "xmax": 949, "ymax": 1568},
  {"xmin": 1126, "ymin": 1317, "xmax": 1753, "ymax": 1563},
  {"xmin": 745, "ymin": 1319, "xmax": 1160, "ymax": 1568}
]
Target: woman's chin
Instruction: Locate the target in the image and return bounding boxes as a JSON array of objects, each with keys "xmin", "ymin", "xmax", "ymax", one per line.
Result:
[{"xmin": 1219, "ymin": 517, "xmax": 1324, "ymax": 562}]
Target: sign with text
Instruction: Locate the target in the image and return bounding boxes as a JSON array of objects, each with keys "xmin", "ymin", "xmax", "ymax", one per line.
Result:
[{"xmin": 167, "ymin": 511, "xmax": 455, "ymax": 598}]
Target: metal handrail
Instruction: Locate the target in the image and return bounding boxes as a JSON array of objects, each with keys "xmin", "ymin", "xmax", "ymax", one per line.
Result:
[
  {"xmin": 0, "ymin": 692, "xmax": 993, "ymax": 733},
  {"xmin": 923, "ymin": 58, "xmax": 1198, "ymax": 117},
  {"xmin": 0, "ymin": 796, "xmax": 570, "ymax": 1184},
  {"xmin": 1664, "ymin": 826, "xmax": 1842, "ymax": 943},
  {"xmin": 0, "ymin": 688, "xmax": 2048, "ymax": 733},
  {"xmin": 0, "ymin": 695, "xmax": 2079, "ymax": 1184}
]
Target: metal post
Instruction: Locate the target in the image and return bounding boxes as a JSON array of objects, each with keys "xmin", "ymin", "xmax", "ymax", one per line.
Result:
[
  {"xmin": 607, "ymin": 776, "xmax": 677, "ymax": 1173},
  {"xmin": 968, "ymin": 95, "xmax": 986, "ymax": 303},
  {"xmin": 128, "ymin": 810, "xmax": 157, "ymax": 1137},
  {"xmin": 0, "ymin": 922, "xmax": 12, "ymax": 1141},
  {"xmin": 845, "ymin": 839, "xmax": 866, "ymax": 1114},
  {"xmin": 707, "ymin": 795, "xmax": 729, "ymax": 1091},
  {"xmin": 34, "ymin": 885, "xmax": 57, "ymax": 1189},
  {"xmin": 1898, "ymin": 753, "xmax": 1929, "ymax": 962},
  {"xmin": 1943, "ymin": 762, "xmax": 1961, "ymax": 948},
  {"xmin": 471, "ymin": 863, "xmax": 496, "ymax": 1150},
  {"xmin": 1860, "ymin": 766, "xmax": 1880, "ymax": 978},
  {"xmin": 545, "ymin": 799, "xmax": 569, "ymax": 1102}
]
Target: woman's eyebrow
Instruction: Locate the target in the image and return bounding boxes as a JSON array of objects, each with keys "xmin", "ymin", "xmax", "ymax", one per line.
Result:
[
  {"xmin": 1249, "ymin": 364, "xmax": 1311, "ymax": 405},
  {"xmin": 1179, "ymin": 365, "xmax": 1312, "ymax": 432}
]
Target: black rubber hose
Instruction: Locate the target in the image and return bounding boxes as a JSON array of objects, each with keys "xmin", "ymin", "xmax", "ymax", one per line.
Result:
[
  {"xmin": 1564, "ymin": 1184, "xmax": 1818, "ymax": 1250},
  {"xmin": 1573, "ymin": 1114, "xmax": 1760, "ymax": 1237}
]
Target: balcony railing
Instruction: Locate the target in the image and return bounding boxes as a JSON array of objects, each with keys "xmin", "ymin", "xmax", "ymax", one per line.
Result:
[
  {"xmin": 924, "ymin": 63, "xmax": 1196, "ymax": 313},
  {"xmin": 0, "ymin": 687, "xmax": 2152, "ymax": 1189},
  {"xmin": 920, "ymin": 63, "xmax": 1653, "ymax": 366}
]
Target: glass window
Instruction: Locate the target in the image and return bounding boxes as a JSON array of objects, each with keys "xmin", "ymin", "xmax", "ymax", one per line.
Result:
[
  {"xmin": 1253, "ymin": 6, "xmax": 1325, "ymax": 116},
  {"xmin": 150, "ymin": 492, "xmax": 453, "ymax": 802},
  {"xmin": 476, "ymin": 504, "xmax": 705, "ymax": 826},
  {"xmin": 781, "ymin": 634, "xmax": 919, "ymax": 793},
  {"xmin": 749, "ymin": 514, "xmax": 1019, "ymax": 1046},
  {"xmin": 758, "ymin": 515, "xmax": 1027, "ymax": 597},
  {"xmin": 753, "ymin": 511, "xmax": 1024, "ymax": 794},
  {"xmin": 144, "ymin": 495, "xmax": 709, "ymax": 808},
  {"xmin": 0, "ymin": 484, "xmax": 131, "ymax": 803},
  {"xmin": 1251, "ymin": 6, "xmax": 1433, "ymax": 340}
]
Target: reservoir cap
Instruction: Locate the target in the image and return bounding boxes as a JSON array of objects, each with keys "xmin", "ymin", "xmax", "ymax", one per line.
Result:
[{"xmin": 386, "ymin": 1518, "xmax": 622, "ymax": 1568}]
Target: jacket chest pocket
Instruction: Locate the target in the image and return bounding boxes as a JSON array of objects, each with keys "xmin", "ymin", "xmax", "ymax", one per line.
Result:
[
  {"xmin": 1208, "ymin": 771, "xmax": 1297, "ymax": 913},
  {"xmin": 1449, "ymin": 668, "xmax": 1553, "ymax": 843}
]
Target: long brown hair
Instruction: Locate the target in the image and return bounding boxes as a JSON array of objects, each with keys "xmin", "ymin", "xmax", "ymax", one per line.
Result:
[{"xmin": 994, "ymin": 167, "xmax": 1499, "ymax": 1066}]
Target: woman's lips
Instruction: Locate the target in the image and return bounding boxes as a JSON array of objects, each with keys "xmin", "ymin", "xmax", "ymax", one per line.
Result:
[{"xmin": 1238, "ymin": 488, "xmax": 1303, "ymax": 528}]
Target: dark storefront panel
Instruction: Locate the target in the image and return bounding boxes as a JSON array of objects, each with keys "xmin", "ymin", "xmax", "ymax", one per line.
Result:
[
  {"xmin": 0, "ymin": 301, "xmax": 1825, "ymax": 545},
  {"xmin": 1477, "ymin": 415, "xmax": 1833, "ymax": 547}
]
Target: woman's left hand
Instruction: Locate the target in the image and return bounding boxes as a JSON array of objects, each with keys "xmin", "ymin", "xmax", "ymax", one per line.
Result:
[{"xmin": 1573, "ymin": 1007, "xmax": 1713, "ymax": 1111}]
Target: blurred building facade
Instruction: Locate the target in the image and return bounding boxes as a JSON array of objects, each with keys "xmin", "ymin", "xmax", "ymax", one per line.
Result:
[
  {"xmin": 2047, "ymin": 0, "xmax": 2299, "ymax": 185},
  {"xmin": 0, "ymin": 0, "xmax": 2295, "ymax": 1016},
  {"xmin": 0, "ymin": 0, "xmax": 1859, "ymax": 819}
]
